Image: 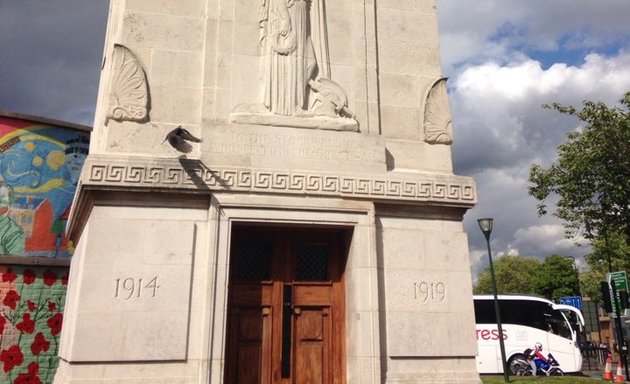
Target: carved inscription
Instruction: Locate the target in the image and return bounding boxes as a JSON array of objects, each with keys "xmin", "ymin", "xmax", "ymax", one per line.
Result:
[
  {"xmin": 413, "ymin": 281, "xmax": 446, "ymax": 302},
  {"xmin": 207, "ymin": 132, "xmax": 376, "ymax": 162},
  {"xmin": 114, "ymin": 276, "xmax": 160, "ymax": 299}
]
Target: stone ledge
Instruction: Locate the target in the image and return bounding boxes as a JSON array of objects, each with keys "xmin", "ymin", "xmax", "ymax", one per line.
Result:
[
  {"xmin": 76, "ymin": 155, "xmax": 476, "ymax": 206},
  {"xmin": 230, "ymin": 111, "xmax": 359, "ymax": 132}
]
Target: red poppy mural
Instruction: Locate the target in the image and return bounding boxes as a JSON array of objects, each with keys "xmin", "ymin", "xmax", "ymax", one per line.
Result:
[
  {"xmin": 22, "ymin": 271, "xmax": 35, "ymax": 286},
  {"xmin": 0, "ymin": 265, "xmax": 67, "ymax": 383},
  {"xmin": 14, "ymin": 362, "xmax": 42, "ymax": 384},
  {"xmin": 3, "ymin": 290, "xmax": 21, "ymax": 310},
  {"xmin": 30, "ymin": 333, "xmax": 50, "ymax": 356}
]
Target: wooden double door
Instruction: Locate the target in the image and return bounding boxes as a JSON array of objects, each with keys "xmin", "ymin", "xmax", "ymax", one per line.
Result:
[{"xmin": 225, "ymin": 226, "xmax": 346, "ymax": 384}]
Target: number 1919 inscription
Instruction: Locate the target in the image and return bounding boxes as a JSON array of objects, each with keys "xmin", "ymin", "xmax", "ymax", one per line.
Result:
[
  {"xmin": 413, "ymin": 281, "xmax": 446, "ymax": 302},
  {"xmin": 114, "ymin": 276, "xmax": 160, "ymax": 299}
]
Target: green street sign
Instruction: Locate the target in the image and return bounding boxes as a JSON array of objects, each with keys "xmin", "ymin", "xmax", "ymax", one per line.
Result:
[
  {"xmin": 607, "ymin": 271, "xmax": 629, "ymax": 314},
  {"xmin": 608, "ymin": 271, "xmax": 629, "ymax": 291}
]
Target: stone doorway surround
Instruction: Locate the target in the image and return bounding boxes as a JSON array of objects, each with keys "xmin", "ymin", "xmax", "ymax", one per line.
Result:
[{"xmin": 212, "ymin": 197, "xmax": 380, "ymax": 383}]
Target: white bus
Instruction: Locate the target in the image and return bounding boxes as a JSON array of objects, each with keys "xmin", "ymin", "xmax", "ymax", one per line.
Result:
[{"xmin": 474, "ymin": 294, "xmax": 585, "ymax": 374}]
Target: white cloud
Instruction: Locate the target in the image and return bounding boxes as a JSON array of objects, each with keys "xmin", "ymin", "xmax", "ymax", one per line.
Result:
[
  {"xmin": 437, "ymin": 0, "xmax": 630, "ymax": 74},
  {"xmin": 450, "ymin": 51, "xmax": 630, "ymax": 177},
  {"xmin": 454, "ymin": 52, "xmax": 630, "ymax": 109},
  {"xmin": 448, "ymin": 49, "xmax": 630, "ymax": 281},
  {"xmin": 511, "ymin": 224, "xmax": 589, "ymax": 256}
]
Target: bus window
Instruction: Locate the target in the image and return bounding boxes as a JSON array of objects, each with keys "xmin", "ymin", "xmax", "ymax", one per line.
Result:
[{"xmin": 544, "ymin": 311, "xmax": 572, "ymax": 339}]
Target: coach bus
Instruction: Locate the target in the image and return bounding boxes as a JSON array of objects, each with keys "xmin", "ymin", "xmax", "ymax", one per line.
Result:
[{"xmin": 474, "ymin": 294, "xmax": 584, "ymax": 374}]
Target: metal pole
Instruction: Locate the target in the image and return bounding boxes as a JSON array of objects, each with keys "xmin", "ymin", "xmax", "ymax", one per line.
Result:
[
  {"xmin": 610, "ymin": 282, "xmax": 629, "ymax": 380},
  {"xmin": 486, "ymin": 238, "xmax": 510, "ymax": 382},
  {"xmin": 605, "ymin": 231, "xmax": 629, "ymax": 380}
]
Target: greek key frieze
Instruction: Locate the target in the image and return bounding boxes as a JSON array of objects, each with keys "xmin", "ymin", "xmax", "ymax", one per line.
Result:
[
  {"xmin": 289, "ymin": 175, "xmax": 305, "ymax": 190},
  {"xmin": 418, "ymin": 183, "xmax": 432, "ymax": 198},
  {"xmin": 306, "ymin": 176, "xmax": 322, "ymax": 191},
  {"xmin": 322, "ymin": 176, "xmax": 339, "ymax": 192},
  {"xmin": 433, "ymin": 183, "xmax": 446, "ymax": 198},
  {"xmin": 272, "ymin": 173, "xmax": 289, "ymax": 189},
  {"xmin": 237, "ymin": 172, "xmax": 252, "ymax": 187},
  {"xmin": 354, "ymin": 179, "xmax": 370, "ymax": 195},
  {"xmin": 83, "ymin": 162, "xmax": 475, "ymax": 204},
  {"xmin": 372, "ymin": 180, "xmax": 386, "ymax": 195},
  {"xmin": 401, "ymin": 182, "xmax": 416, "ymax": 197},
  {"xmin": 106, "ymin": 166, "xmax": 125, "ymax": 182}
]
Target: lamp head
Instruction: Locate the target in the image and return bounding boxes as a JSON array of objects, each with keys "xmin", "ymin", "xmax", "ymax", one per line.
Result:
[{"xmin": 477, "ymin": 218, "xmax": 493, "ymax": 240}]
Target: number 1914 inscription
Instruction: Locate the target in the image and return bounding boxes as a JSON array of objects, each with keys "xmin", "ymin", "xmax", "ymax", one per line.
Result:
[{"xmin": 114, "ymin": 276, "xmax": 160, "ymax": 299}]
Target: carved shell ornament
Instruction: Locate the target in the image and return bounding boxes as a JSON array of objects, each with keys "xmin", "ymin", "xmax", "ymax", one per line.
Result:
[
  {"xmin": 423, "ymin": 78, "xmax": 453, "ymax": 145},
  {"xmin": 105, "ymin": 44, "xmax": 150, "ymax": 124}
]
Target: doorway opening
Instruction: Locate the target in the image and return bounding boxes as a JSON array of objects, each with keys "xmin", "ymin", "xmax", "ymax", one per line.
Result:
[{"xmin": 224, "ymin": 224, "xmax": 347, "ymax": 384}]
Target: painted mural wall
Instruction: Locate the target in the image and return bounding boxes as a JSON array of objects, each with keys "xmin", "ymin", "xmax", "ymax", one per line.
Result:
[
  {"xmin": 0, "ymin": 116, "xmax": 89, "ymax": 258},
  {"xmin": 0, "ymin": 265, "xmax": 67, "ymax": 383},
  {"xmin": 0, "ymin": 113, "xmax": 89, "ymax": 383}
]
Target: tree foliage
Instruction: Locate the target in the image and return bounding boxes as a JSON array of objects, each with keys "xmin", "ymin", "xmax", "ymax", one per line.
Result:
[
  {"xmin": 532, "ymin": 255, "xmax": 579, "ymax": 301},
  {"xmin": 581, "ymin": 230, "xmax": 630, "ymax": 303},
  {"xmin": 528, "ymin": 92, "xmax": 630, "ymax": 250},
  {"xmin": 474, "ymin": 255, "xmax": 540, "ymax": 295},
  {"xmin": 474, "ymin": 254, "xmax": 579, "ymax": 301},
  {"xmin": 580, "ymin": 268, "xmax": 606, "ymax": 304}
]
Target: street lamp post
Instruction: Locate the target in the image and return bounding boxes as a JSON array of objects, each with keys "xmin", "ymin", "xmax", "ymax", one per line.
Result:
[{"xmin": 478, "ymin": 218, "xmax": 510, "ymax": 383}]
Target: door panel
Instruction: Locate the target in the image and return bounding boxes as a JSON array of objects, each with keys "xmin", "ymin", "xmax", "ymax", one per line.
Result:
[
  {"xmin": 225, "ymin": 227, "xmax": 346, "ymax": 384},
  {"xmin": 225, "ymin": 306, "xmax": 273, "ymax": 384},
  {"xmin": 294, "ymin": 307, "xmax": 330, "ymax": 384}
]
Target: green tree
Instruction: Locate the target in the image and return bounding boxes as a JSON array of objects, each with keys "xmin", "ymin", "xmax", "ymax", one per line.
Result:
[
  {"xmin": 474, "ymin": 255, "xmax": 540, "ymax": 294},
  {"xmin": 581, "ymin": 230, "xmax": 630, "ymax": 303},
  {"xmin": 528, "ymin": 92, "xmax": 630, "ymax": 253},
  {"xmin": 474, "ymin": 254, "xmax": 580, "ymax": 301},
  {"xmin": 532, "ymin": 254, "xmax": 579, "ymax": 301},
  {"xmin": 580, "ymin": 268, "xmax": 606, "ymax": 304}
]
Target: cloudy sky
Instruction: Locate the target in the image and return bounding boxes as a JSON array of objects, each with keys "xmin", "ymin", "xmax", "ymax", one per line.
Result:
[
  {"xmin": 436, "ymin": 0, "xmax": 630, "ymax": 277},
  {"xmin": 1, "ymin": 1, "xmax": 629, "ymax": 279}
]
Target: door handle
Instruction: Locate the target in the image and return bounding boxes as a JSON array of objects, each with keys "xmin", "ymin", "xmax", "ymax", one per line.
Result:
[{"xmin": 281, "ymin": 284, "xmax": 292, "ymax": 378}]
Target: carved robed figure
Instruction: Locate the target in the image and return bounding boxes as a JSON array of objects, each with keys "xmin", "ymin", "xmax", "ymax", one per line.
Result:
[{"xmin": 259, "ymin": 0, "xmax": 330, "ymax": 116}]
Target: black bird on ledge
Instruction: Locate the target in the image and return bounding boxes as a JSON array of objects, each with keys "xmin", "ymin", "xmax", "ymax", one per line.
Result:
[{"xmin": 163, "ymin": 126, "xmax": 202, "ymax": 153}]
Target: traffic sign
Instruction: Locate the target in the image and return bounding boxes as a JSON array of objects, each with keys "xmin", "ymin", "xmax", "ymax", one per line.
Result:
[
  {"xmin": 607, "ymin": 271, "xmax": 629, "ymax": 315},
  {"xmin": 559, "ymin": 296, "xmax": 583, "ymax": 310},
  {"xmin": 608, "ymin": 271, "xmax": 629, "ymax": 291}
]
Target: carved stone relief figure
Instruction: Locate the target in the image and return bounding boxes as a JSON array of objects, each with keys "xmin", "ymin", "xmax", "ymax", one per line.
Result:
[
  {"xmin": 232, "ymin": 0, "xmax": 357, "ymax": 131},
  {"xmin": 423, "ymin": 78, "xmax": 453, "ymax": 145},
  {"xmin": 259, "ymin": 0, "xmax": 330, "ymax": 116},
  {"xmin": 105, "ymin": 44, "xmax": 150, "ymax": 124}
]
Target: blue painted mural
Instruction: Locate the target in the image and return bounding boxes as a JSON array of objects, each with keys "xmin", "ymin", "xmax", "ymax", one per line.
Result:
[{"xmin": 0, "ymin": 116, "xmax": 89, "ymax": 258}]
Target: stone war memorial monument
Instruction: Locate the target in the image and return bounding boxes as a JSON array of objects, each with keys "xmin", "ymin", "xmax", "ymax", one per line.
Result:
[{"xmin": 55, "ymin": 0, "xmax": 480, "ymax": 383}]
